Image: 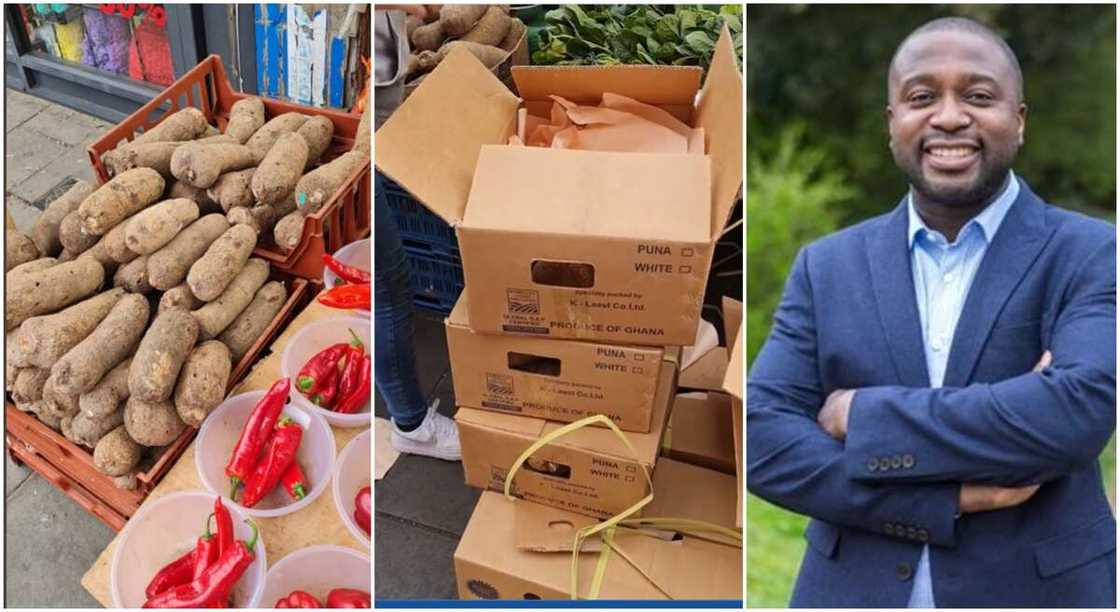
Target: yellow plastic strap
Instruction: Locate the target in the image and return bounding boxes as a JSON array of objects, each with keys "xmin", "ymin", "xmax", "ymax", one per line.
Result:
[
  {"xmin": 602, "ymin": 536, "xmax": 673, "ymax": 599},
  {"xmin": 587, "ymin": 526, "xmax": 616, "ymax": 599}
]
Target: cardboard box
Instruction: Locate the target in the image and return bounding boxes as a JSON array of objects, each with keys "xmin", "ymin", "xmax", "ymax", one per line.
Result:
[
  {"xmin": 680, "ymin": 345, "xmax": 730, "ymax": 392},
  {"xmin": 446, "ymin": 293, "xmax": 672, "ymax": 432},
  {"xmin": 721, "ymin": 297, "xmax": 744, "ymax": 529},
  {"xmin": 663, "ymin": 392, "xmax": 737, "ymax": 474},
  {"xmin": 376, "ymin": 28, "xmax": 743, "ymax": 346},
  {"xmin": 457, "ymin": 359, "xmax": 676, "ymax": 519},
  {"xmin": 453, "ymin": 458, "xmax": 742, "ymax": 600}
]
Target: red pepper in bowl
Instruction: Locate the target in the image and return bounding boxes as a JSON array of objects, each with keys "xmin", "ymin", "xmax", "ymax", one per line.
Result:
[
  {"xmin": 297, "ymin": 337, "xmax": 356, "ymax": 399},
  {"xmin": 318, "ymin": 283, "xmax": 370, "ymax": 310},
  {"xmin": 241, "ymin": 417, "xmax": 304, "ymax": 508},
  {"xmin": 144, "ymin": 515, "xmax": 215, "ymax": 599},
  {"xmin": 326, "ymin": 588, "xmax": 371, "ymax": 608},
  {"xmin": 143, "ymin": 520, "xmax": 259, "ymax": 608},
  {"xmin": 225, "ymin": 378, "xmax": 289, "ymax": 499},
  {"xmin": 323, "ymin": 254, "xmax": 371, "ymax": 284},
  {"xmin": 354, "ymin": 486, "xmax": 371, "ymax": 535},
  {"xmin": 335, "ymin": 355, "xmax": 371, "ymax": 415},
  {"xmin": 281, "ymin": 461, "xmax": 309, "ymax": 500},
  {"xmin": 277, "ymin": 590, "xmax": 323, "ymax": 608}
]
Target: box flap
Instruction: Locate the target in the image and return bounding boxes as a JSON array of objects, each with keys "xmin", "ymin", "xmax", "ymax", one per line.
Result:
[
  {"xmin": 722, "ymin": 324, "xmax": 744, "ymax": 401},
  {"xmin": 456, "ymin": 406, "xmax": 546, "ymax": 438},
  {"xmin": 463, "ymin": 146, "xmax": 711, "ymax": 243},
  {"xmin": 679, "ymin": 346, "xmax": 729, "ymax": 392},
  {"xmin": 721, "ymin": 296, "xmax": 742, "ymax": 348},
  {"xmin": 374, "ymin": 46, "xmax": 521, "ymax": 225},
  {"xmin": 666, "ymin": 392, "xmax": 736, "ymax": 473},
  {"xmin": 512, "ymin": 64, "xmax": 701, "ymax": 109},
  {"xmin": 694, "ymin": 25, "xmax": 744, "ymax": 239},
  {"xmin": 448, "ymin": 292, "xmax": 468, "ymax": 327}
]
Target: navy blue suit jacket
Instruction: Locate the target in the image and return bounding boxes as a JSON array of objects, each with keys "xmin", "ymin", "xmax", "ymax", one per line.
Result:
[{"xmin": 747, "ymin": 179, "xmax": 1117, "ymax": 607}]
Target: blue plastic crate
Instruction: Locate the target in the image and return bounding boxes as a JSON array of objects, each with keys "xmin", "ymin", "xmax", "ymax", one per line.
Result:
[
  {"xmin": 383, "ymin": 178, "xmax": 461, "ymax": 259},
  {"xmin": 405, "ymin": 249, "xmax": 464, "ymax": 314}
]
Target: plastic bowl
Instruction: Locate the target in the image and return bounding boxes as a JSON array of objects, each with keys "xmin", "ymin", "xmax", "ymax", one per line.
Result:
[
  {"xmin": 111, "ymin": 490, "xmax": 267, "ymax": 608},
  {"xmin": 195, "ymin": 390, "xmax": 336, "ymax": 518},
  {"xmin": 332, "ymin": 428, "xmax": 372, "ymax": 549},
  {"xmin": 260, "ymin": 545, "xmax": 370, "ymax": 607},
  {"xmin": 322, "ymin": 239, "xmax": 370, "ymax": 311},
  {"xmin": 279, "ymin": 315, "xmax": 371, "ymax": 428}
]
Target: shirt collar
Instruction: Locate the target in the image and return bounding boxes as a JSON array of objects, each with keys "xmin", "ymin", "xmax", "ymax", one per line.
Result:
[{"xmin": 907, "ymin": 171, "xmax": 1020, "ymax": 248}]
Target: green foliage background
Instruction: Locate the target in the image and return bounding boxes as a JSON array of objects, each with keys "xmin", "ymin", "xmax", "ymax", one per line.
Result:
[{"xmin": 746, "ymin": 4, "xmax": 1116, "ymax": 607}]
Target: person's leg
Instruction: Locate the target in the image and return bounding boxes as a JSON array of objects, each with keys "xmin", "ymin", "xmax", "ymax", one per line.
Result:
[{"xmin": 373, "ymin": 171, "xmax": 428, "ymax": 430}]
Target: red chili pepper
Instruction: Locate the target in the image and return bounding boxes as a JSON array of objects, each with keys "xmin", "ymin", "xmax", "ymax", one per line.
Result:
[
  {"xmin": 143, "ymin": 516, "xmax": 214, "ymax": 599},
  {"xmin": 318, "ymin": 283, "xmax": 370, "ymax": 310},
  {"xmin": 312, "ymin": 364, "xmax": 341, "ymax": 408},
  {"xmin": 143, "ymin": 521, "xmax": 259, "ymax": 608},
  {"xmin": 281, "ymin": 461, "xmax": 308, "ymax": 500},
  {"xmin": 225, "ymin": 378, "xmax": 290, "ymax": 499},
  {"xmin": 326, "ymin": 588, "xmax": 371, "ymax": 608},
  {"xmin": 323, "ymin": 254, "xmax": 371, "ymax": 285},
  {"xmin": 335, "ymin": 339, "xmax": 365, "ymax": 404},
  {"xmin": 354, "ymin": 486, "xmax": 371, "ymax": 535},
  {"xmin": 214, "ymin": 497, "xmax": 234, "ymax": 558},
  {"xmin": 334, "ymin": 355, "xmax": 371, "ymax": 414},
  {"xmin": 296, "ymin": 342, "xmax": 350, "ymax": 397},
  {"xmin": 191, "ymin": 530, "xmax": 219, "ymax": 581},
  {"xmin": 240, "ymin": 418, "xmax": 304, "ymax": 508},
  {"xmin": 276, "ymin": 590, "xmax": 322, "ymax": 608}
]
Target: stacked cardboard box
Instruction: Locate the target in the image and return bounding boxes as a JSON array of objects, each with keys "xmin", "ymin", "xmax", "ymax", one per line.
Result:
[{"xmin": 377, "ymin": 23, "xmax": 743, "ymax": 601}]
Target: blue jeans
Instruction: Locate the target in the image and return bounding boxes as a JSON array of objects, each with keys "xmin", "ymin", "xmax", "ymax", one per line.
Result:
[{"xmin": 374, "ymin": 171, "xmax": 428, "ymax": 429}]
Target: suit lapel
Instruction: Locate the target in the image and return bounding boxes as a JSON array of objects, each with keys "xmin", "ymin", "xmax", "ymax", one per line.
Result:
[
  {"xmin": 942, "ymin": 180, "xmax": 1055, "ymax": 387},
  {"xmin": 867, "ymin": 201, "xmax": 931, "ymax": 387}
]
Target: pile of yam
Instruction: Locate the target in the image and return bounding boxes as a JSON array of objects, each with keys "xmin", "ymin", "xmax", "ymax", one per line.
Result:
[{"xmin": 406, "ymin": 5, "xmax": 524, "ymax": 82}]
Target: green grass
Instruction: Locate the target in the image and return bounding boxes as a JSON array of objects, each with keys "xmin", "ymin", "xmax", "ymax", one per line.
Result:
[{"xmin": 746, "ymin": 436, "xmax": 1116, "ymax": 608}]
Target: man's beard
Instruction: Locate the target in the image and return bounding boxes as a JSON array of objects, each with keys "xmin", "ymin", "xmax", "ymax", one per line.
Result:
[{"xmin": 898, "ymin": 149, "xmax": 1016, "ymax": 208}]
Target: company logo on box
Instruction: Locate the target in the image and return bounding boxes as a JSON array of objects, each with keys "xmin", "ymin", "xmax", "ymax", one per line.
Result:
[
  {"xmin": 467, "ymin": 579, "xmax": 500, "ymax": 599},
  {"xmin": 486, "ymin": 373, "xmax": 515, "ymax": 396},
  {"xmin": 506, "ymin": 289, "xmax": 540, "ymax": 315}
]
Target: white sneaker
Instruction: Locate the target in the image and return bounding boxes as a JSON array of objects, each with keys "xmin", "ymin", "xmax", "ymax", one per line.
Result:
[{"xmin": 390, "ymin": 399, "xmax": 461, "ymax": 461}]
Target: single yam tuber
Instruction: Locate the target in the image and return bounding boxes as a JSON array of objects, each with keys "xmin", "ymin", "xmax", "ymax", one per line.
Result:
[
  {"xmin": 124, "ymin": 198, "xmax": 200, "ymax": 255},
  {"xmin": 207, "ymin": 168, "xmax": 256, "ymax": 212},
  {"xmin": 42, "ymin": 372, "xmax": 81, "ymax": 419},
  {"xmin": 411, "ymin": 19, "xmax": 446, "ymax": 52},
  {"xmin": 94, "ymin": 425, "xmax": 142, "ymax": 476},
  {"xmin": 218, "ymin": 280, "xmax": 287, "ymax": 361},
  {"xmin": 296, "ymin": 116, "xmax": 335, "ymax": 169},
  {"xmin": 186, "ymin": 223, "xmax": 258, "ymax": 301},
  {"xmin": 226, "ymin": 205, "xmax": 276, "ymax": 235},
  {"xmin": 78, "ymin": 168, "xmax": 165, "ymax": 235},
  {"xmin": 113, "ymin": 255, "xmax": 154, "ymax": 294},
  {"xmin": 171, "ymin": 143, "xmax": 256, "ymax": 188},
  {"xmin": 500, "ymin": 17, "xmax": 526, "ymax": 52},
  {"xmin": 6, "ymin": 231, "xmax": 40, "ymax": 271},
  {"xmin": 191, "ymin": 258, "xmax": 269, "ymax": 340},
  {"xmin": 6, "ymin": 257, "xmax": 57, "ymax": 285},
  {"xmin": 353, "ymin": 106, "xmax": 370, "ymax": 155},
  {"xmin": 71, "ymin": 406, "xmax": 125, "ymax": 448},
  {"xmin": 130, "ymin": 107, "xmax": 210, "ymax": 146},
  {"xmin": 14, "ymin": 288, "xmax": 126, "ymax": 369},
  {"xmin": 105, "ymin": 142, "xmax": 181, "ymax": 179},
  {"xmin": 5, "ymin": 257, "xmax": 105, "ymax": 331},
  {"xmin": 439, "ymin": 5, "xmax": 487, "ymax": 36},
  {"xmin": 273, "ymin": 211, "xmax": 306, "ymax": 251},
  {"xmin": 459, "ymin": 5, "xmax": 512, "ymax": 46},
  {"xmin": 147, "ymin": 214, "xmax": 230, "ymax": 290},
  {"xmin": 80, "ymin": 358, "xmax": 132, "ymax": 419},
  {"xmin": 246, "ymin": 112, "xmax": 309, "ymax": 163},
  {"xmin": 294, "ymin": 150, "xmax": 368, "ymax": 214},
  {"xmin": 50, "ymin": 293, "xmax": 149, "ymax": 395},
  {"xmin": 167, "ymin": 180, "xmax": 223, "ymax": 215},
  {"xmin": 251, "ymin": 132, "xmax": 309, "ymax": 206},
  {"xmin": 158, "ymin": 283, "xmax": 204, "ymax": 313},
  {"xmin": 123, "ymin": 396, "xmax": 185, "ymax": 446},
  {"xmin": 101, "ymin": 216, "xmax": 142, "ymax": 264},
  {"xmin": 129, "ymin": 308, "xmax": 199, "ymax": 402},
  {"xmin": 58, "ymin": 210, "xmax": 100, "ymax": 254},
  {"xmin": 29, "ymin": 180, "xmax": 96, "ymax": 257},
  {"xmin": 442, "ymin": 41, "xmax": 508, "ymax": 69},
  {"xmin": 173, "ymin": 340, "xmax": 231, "ymax": 427},
  {"xmin": 225, "ymin": 97, "xmax": 266, "ymax": 144},
  {"xmin": 13, "ymin": 367, "xmax": 50, "ymax": 402}
]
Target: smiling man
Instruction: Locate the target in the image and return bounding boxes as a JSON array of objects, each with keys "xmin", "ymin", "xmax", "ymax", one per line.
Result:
[{"xmin": 747, "ymin": 17, "xmax": 1116, "ymax": 608}]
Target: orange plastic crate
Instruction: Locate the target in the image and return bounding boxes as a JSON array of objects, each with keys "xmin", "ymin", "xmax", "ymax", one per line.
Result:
[{"xmin": 86, "ymin": 54, "xmax": 370, "ymax": 280}]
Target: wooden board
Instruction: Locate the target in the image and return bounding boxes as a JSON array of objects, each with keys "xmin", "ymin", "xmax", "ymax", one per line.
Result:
[{"xmin": 81, "ymin": 295, "xmax": 370, "ymax": 606}]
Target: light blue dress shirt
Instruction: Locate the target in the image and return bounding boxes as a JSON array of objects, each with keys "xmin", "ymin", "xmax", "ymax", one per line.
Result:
[{"xmin": 904, "ymin": 172, "xmax": 1020, "ymax": 608}]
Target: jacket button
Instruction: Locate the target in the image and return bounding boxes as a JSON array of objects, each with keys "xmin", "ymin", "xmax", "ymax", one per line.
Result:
[
  {"xmin": 891, "ymin": 455, "xmax": 903, "ymax": 469},
  {"xmin": 906, "ymin": 526, "xmax": 917, "ymax": 540},
  {"xmin": 918, "ymin": 529, "xmax": 929, "ymax": 542},
  {"xmin": 902, "ymin": 454, "xmax": 915, "ymax": 468},
  {"xmin": 881, "ymin": 456, "xmax": 892, "ymax": 470},
  {"xmin": 882, "ymin": 522, "xmax": 893, "ymax": 535},
  {"xmin": 896, "ymin": 563, "xmax": 913, "ymax": 581},
  {"xmin": 867, "ymin": 458, "xmax": 879, "ymax": 471}
]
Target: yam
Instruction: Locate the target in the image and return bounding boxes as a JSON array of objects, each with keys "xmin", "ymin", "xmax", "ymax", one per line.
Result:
[
  {"xmin": 460, "ymin": 6, "xmax": 511, "ymax": 46},
  {"xmin": 251, "ymin": 133, "xmax": 309, "ymax": 206},
  {"xmin": 226, "ymin": 205, "xmax": 276, "ymax": 235},
  {"xmin": 7, "ymin": 257, "xmax": 57, "ymax": 284},
  {"xmin": 13, "ymin": 367, "xmax": 50, "ymax": 402},
  {"xmin": 124, "ymin": 396, "xmax": 186, "ymax": 447},
  {"xmin": 113, "ymin": 255, "xmax": 153, "ymax": 293},
  {"xmin": 14, "ymin": 288, "xmax": 126, "ymax": 369},
  {"xmin": 225, "ymin": 97, "xmax": 266, "ymax": 144},
  {"xmin": 173, "ymin": 340, "xmax": 231, "ymax": 426},
  {"xmin": 50, "ymin": 294, "xmax": 149, "ymax": 395},
  {"xmin": 5, "ymin": 257, "xmax": 105, "ymax": 331},
  {"xmin": 208, "ymin": 168, "xmax": 256, "ymax": 212},
  {"xmin": 294, "ymin": 150, "xmax": 368, "ymax": 214},
  {"xmin": 148, "ymin": 214, "xmax": 231, "ymax": 290},
  {"xmin": 41, "ymin": 373, "xmax": 80, "ymax": 419},
  {"xmin": 78, "ymin": 168, "xmax": 165, "ymax": 235},
  {"xmin": 57, "ymin": 249, "xmax": 77, "ymax": 262},
  {"xmin": 406, "ymin": 13, "xmax": 424, "ymax": 39},
  {"xmin": 76, "ymin": 238, "xmax": 118, "ymax": 276},
  {"xmin": 272, "ymin": 189, "xmax": 298, "ymax": 218},
  {"xmin": 60, "ymin": 414, "xmax": 78, "ymax": 442},
  {"xmin": 192, "ymin": 258, "xmax": 269, "ymax": 340},
  {"xmin": 296, "ymin": 116, "xmax": 335, "ymax": 169},
  {"xmin": 29, "ymin": 180, "xmax": 96, "ymax": 256},
  {"xmin": 131, "ymin": 107, "xmax": 209, "ymax": 146},
  {"xmin": 442, "ymin": 41, "xmax": 507, "ymax": 69},
  {"xmin": 94, "ymin": 425, "xmax": 142, "ymax": 476},
  {"xmin": 410, "ymin": 20, "xmax": 445, "ymax": 52},
  {"xmin": 80, "ymin": 358, "xmax": 132, "ymax": 419},
  {"xmin": 37, "ymin": 407, "xmax": 62, "ymax": 431},
  {"xmin": 6, "ymin": 230, "xmax": 40, "ymax": 271},
  {"xmin": 124, "ymin": 198, "xmax": 200, "ymax": 255},
  {"xmin": 58, "ymin": 211, "xmax": 99, "ymax": 254},
  {"xmin": 353, "ymin": 106, "xmax": 370, "ymax": 155},
  {"xmin": 171, "ymin": 143, "xmax": 256, "ymax": 188},
  {"xmin": 105, "ymin": 142, "xmax": 180, "ymax": 179},
  {"xmin": 158, "ymin": 284, "xmax": 205, "ymax": 313},
  {"xmin": 129, "ymin": 308, "xmax": 200, "ymax": 402},
  {"xmin": 113, "ymin": 471, "xmax": 139, "ymax": 490},
  {"xmin": 7, "ymin": 331, "xmax": 25, "ymax": 381},
  {"xmin": 101, "ymin": 216, "xmax": 141, "ymax": 263},
  {"xmin": 218, "ymin": 280, "xmax": 288, "ymax": 361},
  {"xmin": 500, "ymin": 17, "xmax": 526, "ymax": 52},
  {"xmin": 439, "ymin": 5, "xmax": 487, "ymax": 37},
  {"xmin": 186, "ymin": 224, "xmax": 257, "ymax": 301},
  {"xmin": 71, "ymin": 408, "xmax": 125, "ymax": 448},
  {"xmin": 273, "ymin": 211, "xmax": 306, "ymax": 251},
  {"xmin": 168, "ymin": 181, "xmax": 222, "ymax": 215},
  {"xmin": 246, "ymin": 113, "xmax": 309, "ymax": 163}
]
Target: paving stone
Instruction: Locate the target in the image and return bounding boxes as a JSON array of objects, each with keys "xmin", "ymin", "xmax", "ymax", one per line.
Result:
[
  {"xmin": 14, "ymin": 148, "xmax": 96, "ymax": 205},
  {"xmin": 5, "ymin": 453, "xmax": 31, "ymax": 497},
  {"xmin": 6, "ymin": 194, "xmax": 42, "ymax": 233},
  {"xmin": 5, "ymin": 128, "xmax": 68, "ymax": 197},
  {"xmin": 5, "ymin": 89, "xmax": 48, "ymax": 131},
  {"xmin": 22, "ymin": 102, "xmax": 110, "ymax": 147},
  {"xmin": 375, "ymin": 515, "xmax": 461, "ymax": 600}
]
